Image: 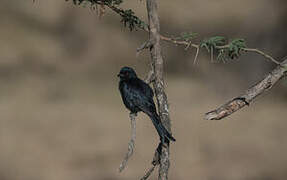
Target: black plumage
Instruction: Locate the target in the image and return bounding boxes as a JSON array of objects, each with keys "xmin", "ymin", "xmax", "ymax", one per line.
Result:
[{"xmin": 117, "ymin": 67, "xmax": 175, "ymax": 143}]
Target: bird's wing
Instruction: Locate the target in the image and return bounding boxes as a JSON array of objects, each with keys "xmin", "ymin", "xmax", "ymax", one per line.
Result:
[
  {"xmin": 135, "ymin": 79, "xmax": 154, "ymax": 99},
  {"xmin": 129, "ymin": 80, "xmax": 176, "ymax": 142},
  {"xmin": 129, "ymin": 79, "xmax": 156, "ymax": 113}
]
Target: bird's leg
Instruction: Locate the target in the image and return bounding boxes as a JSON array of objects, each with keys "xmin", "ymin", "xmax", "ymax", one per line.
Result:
[
  {"xmin": 129, "ymin": 112, "xmax": 137, "ymax": 120},
  {"xmin": 129, "ymin": 112, "xmax": 137, "ymax": 143},
  {"xmin": 160, "ymin": 138, "xmax": 169, "ymax": 148}
]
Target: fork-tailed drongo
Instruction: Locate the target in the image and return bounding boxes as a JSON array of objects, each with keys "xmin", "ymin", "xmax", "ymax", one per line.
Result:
[{"xmin": 118, "ymin": 66, "xmax": 175, "ymax": 144}]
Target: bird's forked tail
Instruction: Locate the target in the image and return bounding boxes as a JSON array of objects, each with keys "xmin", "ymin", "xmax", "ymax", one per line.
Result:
[{"xmin": 148, "ymin": 113, "xmax": 176, "ymax": 143}]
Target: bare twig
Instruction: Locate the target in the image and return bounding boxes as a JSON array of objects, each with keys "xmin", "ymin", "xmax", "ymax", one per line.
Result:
[
  {"xmin": 137, "ymin": 41, "xmax": 152, "ymax": 57},
  {"xmin": 210, "ymin": 46, "xmax": 214, "ymax": 63},
  {"xmin": 159, "ymin": 35, "xmax": 198, "ymax": 48},
  {"xmin": 119, "ymin": 113, "xmax": 137, "ymax": 172},
  {"xmin": 193, "ymin": 46, "xmax": 200, "ymax": 65},
  {"xmin": 184, "ymin": 41, "xmax": 192, "ymax": 50},
  {"xmin": 205, "ymin": 59, "xmax": 287, "ymax": 120},
  {"xmin": 243, "ymin": 48, "xmax": 281, "ymax": 65},
  {"xmin": 159, "ymin": 35, "xmax": 200, "ymax": 65},
  {"xmin": 141, "ymin": 142, "xmax": 162, "ymax": 180},
  {"xmin": 214, "ymin": 45, "xmax": 281, "ymax": 65}
]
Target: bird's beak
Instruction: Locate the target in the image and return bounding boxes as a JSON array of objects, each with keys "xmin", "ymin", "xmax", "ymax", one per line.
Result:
[{"xmin": 117, "ymin": 73, "xmax": 121, "ymax": 77}]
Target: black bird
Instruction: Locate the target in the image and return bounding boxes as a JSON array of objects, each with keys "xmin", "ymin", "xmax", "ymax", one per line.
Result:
[{"xmin": 117, "ymin": 67, "xmax": 175, "ymax": 144}]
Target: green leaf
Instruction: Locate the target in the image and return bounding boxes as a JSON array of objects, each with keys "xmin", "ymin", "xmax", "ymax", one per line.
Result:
[
  {"xmin": 200, "ymin": 36, "xmax": 226, "ymax": 53},
  {"xmin": 173, "ymin": 32, "xmax": 198, "ymax": 41}
]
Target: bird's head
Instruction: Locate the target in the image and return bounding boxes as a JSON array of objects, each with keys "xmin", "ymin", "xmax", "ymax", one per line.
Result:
[{"xmin": 117, "ymin": 67, "xmax": 137, "ymax": 80}]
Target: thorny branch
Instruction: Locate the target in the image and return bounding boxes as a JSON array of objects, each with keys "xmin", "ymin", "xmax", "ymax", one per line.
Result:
[
  {"xmin": 160, "ymin": 36, "xmax": 281, "ymax": 65},
  {"xmin": 66, "ymin": 0, "xmax": 280, "ymax": 66},
  {"xmin": 108, "ymin": 5, "xmax": 281, "ymax": 65},
  {"xmin": 159, "ymin": 35, "xmax": 200, "ymax": 64},
  {"xmin": 205, "ymin": 59, "xmax": 287, "ymax": 120},
  {"xmin": 119, "ymin": 113, "xmax": 137, "ymax": 172}
]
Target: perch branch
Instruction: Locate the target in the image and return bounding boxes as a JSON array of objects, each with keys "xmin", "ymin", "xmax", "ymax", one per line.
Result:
[
  {"xmin": 205, "ymin": 59, "xmax": 287, "ymax": 120},
  {"xmin": 119, "ymin": 113, "xmax": 137, "ymax": 172},
  {"xmin": 141, "ymin": 166, "xmax": 156, "ymax": 180},
  {"xmin": 144, "ymin": 69, "xmax": 155, "ymax": 84},
  {"xmin": 141, "ymin": 142, "xmax": 162, "ymax": 180},
  {"xmin": 146, "ymin": 0, "xmax": 172, "ymax": 179},
  {"xmin": 137, "ymin": 41, "xmax": 152, "ymax": 57}
]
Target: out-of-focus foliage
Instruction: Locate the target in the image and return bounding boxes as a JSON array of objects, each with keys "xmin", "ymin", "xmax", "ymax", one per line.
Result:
[
  {"xmin": 120, "ymin": 9, "xmax": 147, "ymax": 31},
  {"xmin": 68, "ymin": 0, "xmax": 123, "ymax": 6},
  {"xmin": 201, "ymin": 36, "xmax": 246, "ymax": 62},
  {"xmin": 174, "ymin": 32, "xmax": 198, "ymax": 42},
  {"xmin": 227, "ymin": 39, "xmax": 246, "ymax": 59},
  {"xmin": 65, "ymin": 1, "xmax": 250, "ymax": 63},
  {"xmin": 66, "ymin": 0, "xmax": 146, "ymax": 31},
  {"xmin": 200, "ymin": 36, "xmax": 226, "ymax": 52}
]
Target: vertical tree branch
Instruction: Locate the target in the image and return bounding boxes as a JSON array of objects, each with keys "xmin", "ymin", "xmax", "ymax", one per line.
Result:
[{"xmin": 146, "ymin": 0, "xmax": 172, "ymax": 179}]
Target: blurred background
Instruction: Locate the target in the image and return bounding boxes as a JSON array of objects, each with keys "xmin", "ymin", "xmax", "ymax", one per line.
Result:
[{"xmin": 1, "ymin": 0, "xmax": 287, "ymax": 179}]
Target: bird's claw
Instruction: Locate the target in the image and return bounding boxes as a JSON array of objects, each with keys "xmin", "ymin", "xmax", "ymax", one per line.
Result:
[{"xmin": 233, "ymin": 97, "xmax": 250, "ymax": 106}]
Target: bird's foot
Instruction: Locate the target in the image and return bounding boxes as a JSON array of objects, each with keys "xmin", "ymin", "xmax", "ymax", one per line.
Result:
[
  {"xmin": 129, "ymin": 113, "xmax": 137, "ymax": 119},
  {"xmin": 160, "ymin": 137, "xmax": 169, "ymax": 148},
  {"xmin": 233, "ymin": 97, "xmax": 250, "ymax": 106}
]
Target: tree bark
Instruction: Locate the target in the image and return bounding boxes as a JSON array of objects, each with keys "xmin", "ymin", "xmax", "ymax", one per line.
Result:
[
  {"xmin": 205, "ymin": 60, "xmax": 287, "ymax": 120},
  {"xmin": 146, "ymin": 0, "xmax": 172, "ymax": 179}
]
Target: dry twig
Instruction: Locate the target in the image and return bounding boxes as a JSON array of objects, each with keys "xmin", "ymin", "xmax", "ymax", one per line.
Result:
[
  {"xmin": 141, "ymin": 142, "xmax": 162, "ymax": 180},
  {"xmin": 137, "ymin": 41, "xmax": 152, "ymax": 57},
  {"xmin": 243, "ymin": 48, "xmax": 281, "ymax": 65},
  {"xmin": 205, "ymin": 59, "xmax": 287, "ymax": 120},
  {"xmin": 119, "ymin": 113, "xmax": 137, "ymax": 172}
]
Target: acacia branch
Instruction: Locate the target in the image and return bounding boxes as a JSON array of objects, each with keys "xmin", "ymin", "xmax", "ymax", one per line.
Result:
[
  {"xmin": 67, "ymin": 0, "xmax": 280, "ymax": 66},
  {"xmin": 159, "ymin": 35, "xmax": 200, "ymax": 64},
  {"xmin": 205, "ymin": 59, "xmax": 287, "ymax": 120},
  {"xmin": 146, "ymin": 0, "xmax": 172, "ymax": 179},
  {"xmin": 243, "ymin": 48, "xmax": 281, "ymax": 65},
  {"xmin": 119, "ymin": 113, "xmax": 137, "ymax": 172},
  {"xmin": 144, "ymin": 69, "xmax": 155, "ymax": 84},
  {"xmin": 215, "ymin": 44, "xmax": 281, "ymax": 65}
]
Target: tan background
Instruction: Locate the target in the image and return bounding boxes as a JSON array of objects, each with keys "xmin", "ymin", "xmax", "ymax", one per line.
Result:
[{"xmin": 1, "ymin": 0, "xmax": 287, "ymax": 179}]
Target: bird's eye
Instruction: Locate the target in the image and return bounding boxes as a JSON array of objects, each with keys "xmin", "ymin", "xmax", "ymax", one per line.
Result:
[{"xmin": 125, "ymin": 72, "xmax": 129, "ymax": 75}]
